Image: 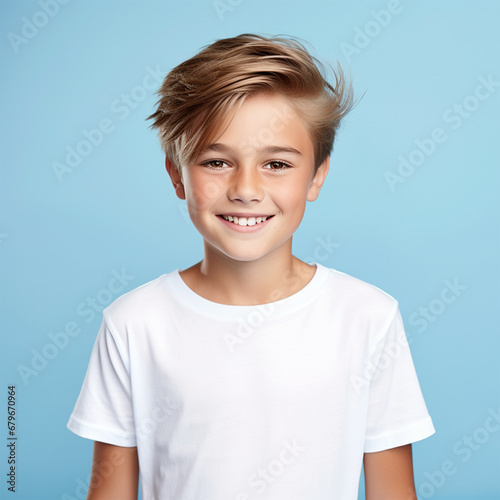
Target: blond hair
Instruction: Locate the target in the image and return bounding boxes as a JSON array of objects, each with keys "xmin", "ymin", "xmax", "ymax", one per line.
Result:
[{"xmin": 147, "ymin": 33, "xmax": 354, "ymax": 171}]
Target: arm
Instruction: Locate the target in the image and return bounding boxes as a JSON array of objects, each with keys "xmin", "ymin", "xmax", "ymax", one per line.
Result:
[
  {"xmin": 86, "ymin": 441, "xmax": 139, "ymax": 500},
  {"xmin": 363, "ymin": 444, "xmax": 417, "ymax": 500}
]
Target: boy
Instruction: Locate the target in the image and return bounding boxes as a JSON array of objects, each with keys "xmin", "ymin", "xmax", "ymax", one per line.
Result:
[{"xmin": 68, "ymin": 34, "xmax": 435, "ymax": 499}]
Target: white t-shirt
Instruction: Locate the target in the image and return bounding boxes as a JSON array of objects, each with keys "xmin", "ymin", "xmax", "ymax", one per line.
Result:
[{"xmin": 67, "ymin": 263, "xmax": 435, "ymax": 499}]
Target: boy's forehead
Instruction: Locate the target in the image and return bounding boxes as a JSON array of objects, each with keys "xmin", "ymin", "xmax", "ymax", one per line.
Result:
[
  {"xmin": 198, "ymin": 93, "xmax": 312, "ymax": 157},
  {"xmin": 203, "ymin": 142, "xmax": 303, "ymax": 157}
]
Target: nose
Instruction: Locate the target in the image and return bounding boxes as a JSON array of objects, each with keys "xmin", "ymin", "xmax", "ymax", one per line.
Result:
[{"xmin": 227, "ymin": 166, "xmax": 264, "ymax": 203}]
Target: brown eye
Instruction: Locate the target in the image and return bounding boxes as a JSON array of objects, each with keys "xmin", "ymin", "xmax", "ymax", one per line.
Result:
[
  {"xmin": 266, "ymin": 161, "xmax": 292, "ymax": 171},
  {"xmin": 202, "ymin": 160, "xmax": 229, "ymax": 169}
]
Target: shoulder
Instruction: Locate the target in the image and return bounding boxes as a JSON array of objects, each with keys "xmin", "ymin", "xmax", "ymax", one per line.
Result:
[
  {"xmin": 102, "ymin": 272, "xmax": 174, "ymax": 326},
  {"xmin": 318, "ymin": 265, "xmax": 399, "ymax": 321},
  {"xmin": 315, "ymin": 266, "xmax": 402, "ymax": 349}
]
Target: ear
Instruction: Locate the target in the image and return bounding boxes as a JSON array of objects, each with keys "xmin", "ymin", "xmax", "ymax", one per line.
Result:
[
  {"xmin": 165, "ymin": 157, "xmax": 186, "ymax": 200},
  {"xmin": 306, "ymin": 156, "xmax": 330, "ymax": 202}
]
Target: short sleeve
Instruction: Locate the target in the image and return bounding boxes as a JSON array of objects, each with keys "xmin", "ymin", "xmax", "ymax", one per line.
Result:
[
  {"xmin": 364, "ymin": 306, "xmax": 435, "ymax": 452},
  {"xmin": 67, "ymin": 315, "xmax": 137, "ymax": 447}
]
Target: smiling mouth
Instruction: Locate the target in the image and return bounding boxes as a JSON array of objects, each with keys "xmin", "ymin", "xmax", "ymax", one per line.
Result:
[{"xmin": 218, "ymin": 214, "xmax": 274, "ymax": 227}]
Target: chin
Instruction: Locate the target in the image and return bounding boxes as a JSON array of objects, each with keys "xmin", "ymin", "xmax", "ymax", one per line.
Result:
[{"xmin": 224, "ymin": 252, "xmax": 268, "ymax": 263}]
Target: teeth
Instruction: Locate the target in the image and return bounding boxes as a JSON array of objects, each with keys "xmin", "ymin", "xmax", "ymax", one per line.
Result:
[{"xmin": 221, "ymin": 215, "xmax": 270, "ymax": 226}]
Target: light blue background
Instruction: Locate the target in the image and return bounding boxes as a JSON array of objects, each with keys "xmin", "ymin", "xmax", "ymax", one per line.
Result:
[{"xmin": 1, "ymin": 0, "xmax": 499, "ymax": 499}]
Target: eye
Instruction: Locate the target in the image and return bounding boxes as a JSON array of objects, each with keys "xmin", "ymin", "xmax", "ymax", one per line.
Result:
[
  {"xmin": 201, "ymin": 160, "xmax": 229, "ymax": 170},
  {"xmin": 264, "ymin": 160, "xmax": 292, "ymax": 171}
]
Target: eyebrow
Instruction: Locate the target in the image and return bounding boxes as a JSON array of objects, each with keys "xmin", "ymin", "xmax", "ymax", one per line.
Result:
[{"xmin": 203, "ymin": 143, "xmax": 302, "ymax": 156}]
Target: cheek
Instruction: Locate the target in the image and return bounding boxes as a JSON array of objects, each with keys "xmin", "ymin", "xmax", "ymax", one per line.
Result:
[
  {"xmin": 186, "ymin": 175, "xmax": 225, "ymax": 208},
  {"xmin": 289, "ymin": 187, "xmax": 311, "ymax": 222},
  {"xmin": 276, "ymin": 190, "xmax": 307, "ymax": 223},
  {"xmin": 286, "ymin": 181, "xmax": 311, "ymax": 207}
]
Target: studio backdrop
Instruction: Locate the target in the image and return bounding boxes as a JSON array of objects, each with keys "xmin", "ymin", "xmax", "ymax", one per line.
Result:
[{"xmin": 1, "ymin": 0, "xmax": 499, "ymax": 499}]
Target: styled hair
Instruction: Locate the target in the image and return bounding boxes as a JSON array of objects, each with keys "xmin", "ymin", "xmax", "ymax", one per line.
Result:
[{"xmin": 147, "ymin": 33, "xmax": 355, "ymax": 172}]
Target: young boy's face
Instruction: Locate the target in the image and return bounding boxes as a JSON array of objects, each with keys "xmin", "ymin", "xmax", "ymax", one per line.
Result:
[{"xmin": 167, "ymin": 92, "xmax": 329, "ymax": 264}]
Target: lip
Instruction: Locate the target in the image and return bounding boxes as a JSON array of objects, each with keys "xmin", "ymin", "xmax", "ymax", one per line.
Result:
[
  {"xmin": 217, "ymin": 214, "xmax": 274, "ymax": 232},
  {"xmin": 217, "ymin": 213, "xmax": 273, "ymax": 218}
]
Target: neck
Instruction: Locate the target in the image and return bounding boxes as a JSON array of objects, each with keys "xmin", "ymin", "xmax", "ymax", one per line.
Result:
[{"xmin": 180, "ymin": 241, "xmax": 316, "ymax": 305}]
